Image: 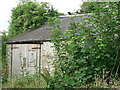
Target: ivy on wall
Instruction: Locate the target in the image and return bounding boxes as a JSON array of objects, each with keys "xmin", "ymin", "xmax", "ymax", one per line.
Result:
[{"xmin": 48, "ymin": 2, "xmax": 119, "ymax": 88}]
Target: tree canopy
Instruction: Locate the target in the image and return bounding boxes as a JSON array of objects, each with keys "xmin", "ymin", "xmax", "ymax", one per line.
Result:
[
  {"xmin": 79, "ymin": 2, "xmax": 118, "ymax": 14},
  {"xmin": 8, "ymin": 0, "xmax": 60, "ymax": 38}
]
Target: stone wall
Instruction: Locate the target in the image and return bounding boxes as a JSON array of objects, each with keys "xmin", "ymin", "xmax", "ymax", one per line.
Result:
[{"xmin": 41, "ymin": 42, "xmax": 55, "ymax": 74}]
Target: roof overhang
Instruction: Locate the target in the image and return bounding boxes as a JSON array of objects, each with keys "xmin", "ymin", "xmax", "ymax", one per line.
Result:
[{"xmin": 7, "ymin": 39, "xmax": 51, "ymax": 44}]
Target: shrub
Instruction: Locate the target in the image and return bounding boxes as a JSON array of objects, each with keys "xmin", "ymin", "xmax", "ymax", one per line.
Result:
[{"xmin": 47, "ymin": 2, "xmax": 119, "ymax": 88}]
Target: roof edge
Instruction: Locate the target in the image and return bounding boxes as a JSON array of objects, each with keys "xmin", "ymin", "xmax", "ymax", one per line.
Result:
[
  {"xmin": 7, "ymin": 39, "xmax": 51, "ymax": 44},
  {"xmin": 59, "ymin": 13, "xmax": 93, "ymax": 18}
]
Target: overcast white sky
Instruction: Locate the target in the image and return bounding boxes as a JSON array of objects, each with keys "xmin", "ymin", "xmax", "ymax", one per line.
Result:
[{"xmin": 0, "ymin": 0, "xmax": 83, "ymax": 32}]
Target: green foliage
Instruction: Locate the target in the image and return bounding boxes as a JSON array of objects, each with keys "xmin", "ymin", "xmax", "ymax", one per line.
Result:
[
  {"xmin": 80, "ymin": 2, "xmax": 97, "ymax": 13},
  {"xmin": 40, "ymin": 67, "xmax": 51, "ymax": 85},
  {"xmin": 8, "ymin": 0, "xmax": 60, "ymax": 38},
  {"xmin": 1, "ymin": 33, "xmax": 8, "ymax": 83},
  {"xmin": 4, "ymin": 74, "xmax": 46, "ymax": 88},
  {"xmin": 79, "ymin": 2, "xmax": 118, "ymax": 14},
  {"xmin": 3, "ymin": 65, "xmax": 50, "ymax": 88},
  {"xmin": 2, "ymin": 33, "xmax": 8, "ymax": 66},
  {"xmin": 48, "ymin": 2, "xmax": 119, "ymax": 88}
]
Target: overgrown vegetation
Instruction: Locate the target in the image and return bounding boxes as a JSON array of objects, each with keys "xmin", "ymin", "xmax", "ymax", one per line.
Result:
[
  {"xmin": 47, "ymin": 2, "xmax": 120, "ymax": 88},
  {"xmin": 1, "ymin": 33, "xmax": 8, "ymax": 83},
  {"xmin": 8, "ymin": 0, "xmax": 61, "ymax": 38},
  {"xmin": 2, "ymin": 0, "xmax": 60, "ymax": 85},
  {"xmin": 3, "ymin": 67, "xmax": 51, "ymax": 88},
  {"xmin": 2, "ymin": 1, "xmax": 120, "ymax": 89},
  {"xmin": 3, "ymin": 73, "xmax": 46, "ymax": 88}
]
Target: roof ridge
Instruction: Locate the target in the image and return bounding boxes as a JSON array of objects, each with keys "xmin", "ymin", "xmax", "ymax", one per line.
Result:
[{"xmin": 59, "ymin": 13, "xmax": 93, "ymax": 18}]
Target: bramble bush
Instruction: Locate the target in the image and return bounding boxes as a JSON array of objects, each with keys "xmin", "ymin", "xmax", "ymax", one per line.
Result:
[{"xmin": 47, "ymin": 2, "xmax": 120, "ymax": 88}]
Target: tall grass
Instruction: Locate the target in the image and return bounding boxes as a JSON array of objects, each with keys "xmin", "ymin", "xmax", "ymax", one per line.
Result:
[
  {"xmin": 2, "ymin": 66, "xmax": 120, "ymax": 88},
  {"xmin": 3, "ymin": 67, "xmax": 51, "ymax": 88},
  {"xmin": 80, "ymin": 76, "xmax": 120, "ymax": 88},
  {"xmin": 3, "ymin": 73, "xmax": 46, "ymax": 88}
]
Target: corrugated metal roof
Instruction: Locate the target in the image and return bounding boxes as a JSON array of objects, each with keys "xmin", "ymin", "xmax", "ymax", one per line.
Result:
[{"xmin": 7, "ymin": 13, "xmax": 92, "ymax": 44}]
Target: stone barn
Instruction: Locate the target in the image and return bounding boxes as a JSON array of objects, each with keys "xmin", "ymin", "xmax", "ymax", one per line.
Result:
[{"xmin": 7, "ymin": 13, "xmax": 91, "ymax": 77}]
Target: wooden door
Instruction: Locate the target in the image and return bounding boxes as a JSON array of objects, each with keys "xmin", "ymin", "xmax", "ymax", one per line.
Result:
[
  {"xmin": 12, "ymin": 44, "xmax": 40, "ymax": 76},
  {"xmin": 12, "ymin": 44, "xmax": 21, "ymax": 75},
  {"xmin": 25, "ymin": 44, "xmax": 40, "ymax": 74}
]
